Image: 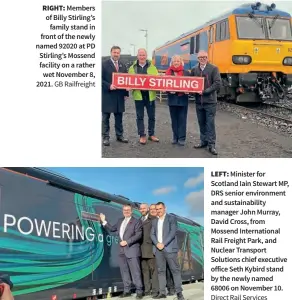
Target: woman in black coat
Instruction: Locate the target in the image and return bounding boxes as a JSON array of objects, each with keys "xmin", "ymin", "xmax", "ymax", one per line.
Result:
[{"xmin": 165, "ymin": 55, "xmax": 189, "ymax": 146}]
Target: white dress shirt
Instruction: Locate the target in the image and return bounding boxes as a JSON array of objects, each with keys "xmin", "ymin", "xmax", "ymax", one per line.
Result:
[
  {"xmin": 157, "ymin": 214, "xmax": 166, "ymax": 243},
  {"xmin": 119, "ymin": 217, "xmax": 131, "ymax": 240},
  {"xmin": 111, "ymin": 58, "xmax": 118, "ymax": 64},
  {"xmin": 111, "ymin": 58, "xmax": 119, "ymax": 71},
  {"xmin": 200, "ymin": 64, "xmax": 206, "ymax": 71},
  {"xmin": 102, "ymin": 217, "xmax": 131, "ymax": 240}
]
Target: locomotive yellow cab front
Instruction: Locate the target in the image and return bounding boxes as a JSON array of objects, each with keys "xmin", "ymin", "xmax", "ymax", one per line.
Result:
[
  {"xmin": 153, "ymin": 2, "xmax": 292, "ymax": 102},
  {"xmin": 216, "ymin": 4, "xmax": 292, "ymax": 102}
]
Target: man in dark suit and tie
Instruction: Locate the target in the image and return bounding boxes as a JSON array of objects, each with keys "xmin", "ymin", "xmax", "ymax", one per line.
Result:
[
  {"xmin": 139, "ymin": 203, "xmax": 159, "ymax": 297},
  {"xmin": 150, "ymin": 202, "xmax": 185, "ymax": 300},
  {"xmin": 102, "ymin": 46, "xmax": 129, "ymax": 146},
  {"xmin": 100, "ymin": 204, "xmax": 144, "ymax": 299}
]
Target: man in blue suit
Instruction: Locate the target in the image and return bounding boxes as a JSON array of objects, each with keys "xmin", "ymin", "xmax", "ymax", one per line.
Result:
[
  {"xmin": 150, "ymin": 202, "xmax": 185, "ymax": 300},
  {"xmin": 100, "ymin": 204, "xmax": 144, "ymax": 299}
]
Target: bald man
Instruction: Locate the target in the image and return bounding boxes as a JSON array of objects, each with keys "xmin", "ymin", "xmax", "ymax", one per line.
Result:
[
  {"xmin": 128, "ymin": 49, "xmax": 160, "ymax": 145},
  {"xmin": 139, "ymin": 203, "xmax": 159, "ymax": 297},
  {"xmin": 190, "ymin": 50, "xmax": 221, "ymax": 155}
]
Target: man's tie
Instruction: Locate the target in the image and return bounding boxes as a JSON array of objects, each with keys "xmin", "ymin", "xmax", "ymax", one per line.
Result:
[{"xmin": 114, "ymin": 61, "xmax": 119, "ymax": 72}]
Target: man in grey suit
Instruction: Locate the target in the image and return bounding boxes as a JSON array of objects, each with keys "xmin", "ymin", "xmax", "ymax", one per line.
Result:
[
  {"xmin": 139, "ymin": 203, "xmax": 159, "ymax": 297},
  {"xmin": 150, "ymin": 202, "xmax": 185, "ymax": 300},
  {"xmin": 100, "ymin": 204, "xmax": 144, "ymax": 299}
]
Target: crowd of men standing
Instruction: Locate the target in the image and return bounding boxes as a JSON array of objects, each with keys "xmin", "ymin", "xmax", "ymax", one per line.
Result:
[
  {"xmin": 99, "ymin": 202, "xmax": 186, "ymax": 299},
  {"xmin": 102, "ymin": 45, "xmax": 221, "ymax": 155}
]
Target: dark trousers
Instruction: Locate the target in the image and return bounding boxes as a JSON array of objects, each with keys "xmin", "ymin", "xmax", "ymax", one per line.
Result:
[
  {"xmin": 195, "ymin": 103, "xmax": 217, "ymax": 147},
  {"xmin": 102, "ymin": 112, "xmax": 123, "ymax": 139},
  {"xmin": 141, "ymin": 258, "xmax": 159, "ymax": 294},
  {"xmin": 169, "ymin": 105, "xmax": 188, "ymax": 142},
  {"xmin": 119, "ymin": 254, "xmax": 143, "ymax": 294},
  {"xmin": 155, "ymin": 251, "xmax": 182, "ymax": 295},
  {"xmin": 166, "ymin": 264, "xmax": 175, "ymax": 293},
  {"xmin": 134, "ymin": 99, "xmax": 155, "ymax": 137}
]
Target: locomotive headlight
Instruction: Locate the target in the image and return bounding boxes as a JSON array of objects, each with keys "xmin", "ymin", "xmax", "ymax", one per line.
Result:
[
  {"xmin": 283, "ymin": 57, "xmax": 292, "ymax": 66},
  {"xmin": 232, "ymin": 55, "xmax": 252, "ymax": 65}
]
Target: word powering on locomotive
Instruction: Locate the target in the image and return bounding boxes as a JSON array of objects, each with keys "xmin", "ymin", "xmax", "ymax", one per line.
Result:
[
  {"xmin": 0, "ymin": 168, "xmax": 204, "ymax": 300},
  {"xmin": 153, "ymin": 2, "xmax": 292, "ymax": 103}
]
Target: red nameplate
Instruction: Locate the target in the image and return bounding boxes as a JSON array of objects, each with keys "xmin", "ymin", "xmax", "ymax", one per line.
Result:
[{"xmin": 112, "ymin": 73, "xmax": 204, "ymax": 93}]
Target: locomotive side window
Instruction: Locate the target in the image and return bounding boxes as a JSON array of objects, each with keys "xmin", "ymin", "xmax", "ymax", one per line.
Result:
[
  {"xmin": 222, "ymin": 20, "xmax": 230, "ymax": 40},
  {"xmin": 209, "ymin": 27, "xmax": 214, "ymax": 44},
  {"xmin": 215, "ymin": 23, "xmax": 220, "ymax": 41},
  {"xmin": 220, "ymin": 22, "xmax": 226, "ymax": 40},
  {"xmin": 195, "ymin": 34, "xmax": 200, "ymax": 53},
  {"xmin": 215, "ymin": 19, "xmax": 230, "ymax": 41},
  {"xmin": 190, "ymin": 37, "xmax": 195, "ymax": 54}
]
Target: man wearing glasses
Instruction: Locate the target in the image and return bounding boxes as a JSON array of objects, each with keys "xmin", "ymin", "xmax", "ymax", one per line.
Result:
[
  {"xmin": 100, "ymin": 204, "xmax": 144, "ymax": 299},
  {"xmin": 190, "ymin": 50, "xmax": 222, "ymax": 155}
]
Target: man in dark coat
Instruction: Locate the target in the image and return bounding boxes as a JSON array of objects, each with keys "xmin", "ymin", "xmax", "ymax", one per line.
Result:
[
  {"xmin": 190, "ymin": 50, "xmax": 222, "ymax": 155},
  {"xmin": 102, "ymin": 46, "xmax": 129, "ymax": 146},
  {"xmin": 100, "ymin": 204, "xmax": 144, "ymax": 299},
  {"xmin": 139, "ymin": 204, "xmax": 159, "ymax": 297},
  {"xmin": 150, "ymin": 202, "xmax": 185, "ymax": 300},
  {"xmin": 149, "ymin": 204, "xmax": 175, "ymax": 296}
]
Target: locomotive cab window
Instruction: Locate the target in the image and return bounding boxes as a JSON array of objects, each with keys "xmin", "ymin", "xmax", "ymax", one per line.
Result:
[
  {"xmin": 236, "ymin": 16, "xmax": 265, "ymax": 39},
  {"xmin": 266, "ymin": 18, "xmax": 292, "ymax": 40}
]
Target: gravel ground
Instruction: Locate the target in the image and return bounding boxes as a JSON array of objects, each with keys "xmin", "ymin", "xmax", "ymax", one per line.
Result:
[
  {"xmin": 265, "ymin": 95, "xmax": 292, "ymax": 110},
  {"xmin": 218, "ymin": 102, "xmax": 292, "ymax": 137},
  {"xmin": 102, "ymin": 99, "xmax": 292, "ymax": 158},
  {"xmin": 260, "ymin": 105, "xmax": 292, "ymax": 121}
]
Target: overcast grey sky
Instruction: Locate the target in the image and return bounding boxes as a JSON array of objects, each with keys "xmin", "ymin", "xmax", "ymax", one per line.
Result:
[{"xmin": 102, "ymin": 0, "xmax": 292, "ymax": 57}]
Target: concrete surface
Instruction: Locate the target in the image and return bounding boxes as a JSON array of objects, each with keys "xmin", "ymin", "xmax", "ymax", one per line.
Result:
[{"xmin": 102, "ymin": 100, "xmax": 292, "ymax": 158}]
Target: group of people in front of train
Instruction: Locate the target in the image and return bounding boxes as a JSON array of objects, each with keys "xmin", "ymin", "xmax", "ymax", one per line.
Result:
[
  {"xmin": 102, "ymin": 46, "xmax": 222, "ymax": 155},
  {"xmin": 99, "ymin": 202, "xmax": 185, "ymax": 299}
]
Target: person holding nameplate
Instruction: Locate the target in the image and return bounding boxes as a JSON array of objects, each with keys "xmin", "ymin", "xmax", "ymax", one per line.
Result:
[
  {"xmin": 128, "ymin": 49, "xmax": 160, "ymax": 145},
  {"xmin": 165, "ymin": 55, "xmax": 190, "ymax": 146}
]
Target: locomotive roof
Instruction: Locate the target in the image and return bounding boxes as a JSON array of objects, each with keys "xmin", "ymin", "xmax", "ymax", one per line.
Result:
[
  {"xmin": 3, "ymin": 167, "xmax": 202, "ymax": 228},
  {"xmin": 156, "ymin": 3, "xmax": 291, "ymax": 50}
]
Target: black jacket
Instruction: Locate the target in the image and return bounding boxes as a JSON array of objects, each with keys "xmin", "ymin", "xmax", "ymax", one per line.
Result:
[
  {"xmin": 102, "ymin": 59, "xmax": 129, "ymax": 113},
  {"xmin": 167, "ymin": 70, "xmax": 190, "ymax": 107},
  {"xmin": 141, "ymin": 214, "xmax": 156, "ymax": 258},
  {"xmin": 104, "ymin": 216, "xmax": 142, "ymax": 258},
  {"xmin": 190, "ymin": 63, "xmax": 221, "ymax": 104}
]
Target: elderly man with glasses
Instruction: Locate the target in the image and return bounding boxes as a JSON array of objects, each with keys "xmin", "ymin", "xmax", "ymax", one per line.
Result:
[{"xmin": 190, "ymin": 50, "xmax": 222, "ymax": 155}]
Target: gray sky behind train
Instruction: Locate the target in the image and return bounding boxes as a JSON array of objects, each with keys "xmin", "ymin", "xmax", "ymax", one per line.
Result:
[{"xmin": 102, "ymin": 0, "xmax": 292, "ymax": 57}]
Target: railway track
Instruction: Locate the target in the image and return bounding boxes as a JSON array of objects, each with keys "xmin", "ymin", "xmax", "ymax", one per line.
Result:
[
  {"xmin": 229, "ymin": 102, "xmax": 292, "ymax": 125},
  {"xmin": 263, "ymin": 102, "xmax": 292, "ymax": 112},
  {"xmin": 157, "ymin": 92, "xmax": 292, "ymax": 126}
]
